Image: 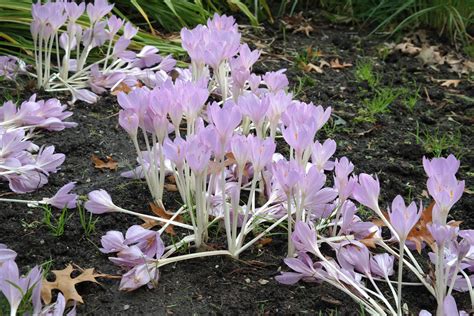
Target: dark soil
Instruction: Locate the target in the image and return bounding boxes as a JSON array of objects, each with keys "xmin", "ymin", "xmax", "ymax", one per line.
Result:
[{"xmin": 1, "ymin": 11, "xmax": 473, "ymax": 315}]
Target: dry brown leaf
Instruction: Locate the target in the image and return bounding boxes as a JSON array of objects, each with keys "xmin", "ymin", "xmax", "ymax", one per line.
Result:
[
  {"xmin": 256, "ymin": 237, "xmax": 273, "ymax": 247},
  {"xmin": 207, "ymin": 153, "xmax": 236, "ymax": 175},
  {"xmin": 440, "ymin": 79, "xmax": 461, "ymax": 88},
  {"xmin": 148, "ymin": 202, "xmax": 183, "ymax": 235},
  {"xmin": 394, "ymin": 42, "xmax": 421, "ymax": 55},
  {"xmin": 330, "ymin": 58, "xmax": 352, "ymax": 69},
  {"xmin": 111, "ymin": 82, "xmax": 132, "ymax": 95},
  {"xmin": 164, "ymin": 183, "xmax": 178, "ymax": 192},
  {"xmin": 406, "ymin": 202, "xmax": 435, "ymax": 253},
  {"xmin": 91, "ymin": 154, "xmax": 118, "ymax": 171},
  {"xmin": 418, "ymin": 46, "xmax": 445, "ymax": 65},
  {"xmin": 359, "ymin": 231, "xmax": 379, "ymax": 248},
  {"xmin": 41, "ymin": 265, "xmax": 106, "ymax": 304},
  {"xmin": 302, "ymin": 62, "xmax": 323, "ymax": 73},
  {"xmin": 293, "ymin": 24, "xmax": 314, "ymax": 37}
]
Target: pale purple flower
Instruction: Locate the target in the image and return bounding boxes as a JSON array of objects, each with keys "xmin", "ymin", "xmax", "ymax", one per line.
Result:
[
  {"xmin": 124, "ymin": 225, "xmax": 165, "ymax": 258},
  {"xmin": 119, "ymin": 263, "xmax": 159, "ymax": 291},
  {"xmin": 162, "ymin": 136, "xmax": 187, "ymax": 169},
  {"xmin": 263, "ymin": 69, "xmax": 288, "ymax": 91},
  {"xmin": 237, "ymin": 93, "xmax": 269, "ymax": 127},
  {"xmin": 207, "ymin": 101, "xmax": 242, "ymax": 145},
  {"xmin": 443, "ymin": 295, "xmax": 469, "ymax": 316},
  {"xmin": 311, "ymin": 139, "xmax": 336, "ymax": 171},
  {"xmin": 132, "ymin": 46, "xmax": 163, "ymax": 69},
  {"xmin": 423, "ymin": 154, "xmax": 460, "ymax": 179},
  {"xmin": 370, "ymin": 253, "xmax": 394, "ymax": 277},
  {"xmin": 100, "ymin": 231, "xmax": 126, "ymax": 254},
  {"xmin": 86, "ymin": 0, "xmax": 114, "ymax": 23},
  {"xmin": 85, "ymin": 189, "xmax": 118, "ymax": 214},
  {"xmin": 230, "ymin": 134, "xmax": 250, "ymax": 167},
  {"xmin": 248, "ymin": 136, "xmax": 275, "ymax": 172},
  {"xmin": 388, "ymin": 195, "xmax": 422, "ymax": 242},
  {"xmin": 34, "ymin": 146, "xmax": 65, "ymax": 175},
  {"xmin": 266, "ymin": 90, "xmax": 293, "ymax": 128},
  {"xmin": 352, "ymin": 173, "xmax": 380, "ymax": 212},
  {"xmin": 272, "ymin": 159, "xmax": 303, "ymax": 194},
  {"xmin": 119, "ymin": 110, "xmax": 139, "ymax": 137},
  {"xmin": 427, "ymin": 173, "xmax": 464, "ymax": 221},
  {"xmin": 291, "ymin": 221, "xmax": 319, "ymax": 255},
  {"xmin": 65, "ymin": 2, "xmax": 85, "ymax": 22},
  {"xmin": 107, "ymin": 15, "xmax": 123, "ymax": 39},
  {"xmin": 0, "ymin": 56, "xmax": 22, "ymax": 80},
  {"xmin": 71, "ymin": 88, "xmax": 98, "ymax": 104},
  {"xmin": 0, "ymin": 261, "xmax": 42, "ymax": 315},
  {"xmin": 0, "ymin": 244, "xmax": 16, "ymax": 264},
  {"xmin": 301, "ymin": 165, "xmax": 337, "ymax": 212},
  {"xmin": 336, "ymin": 241, "xmax": 371, "ymax": 274},
  {"xmin": 43, "ymin": 182, "xmax": 78, "ymax": 209},
  {"xmin": 275, "ymin": 252, "xmax": 319, "ymax": 285},
  {"xmin": 123, "ymin": 22, "xmax": 138, "ymax": 40},
  {"xmin": 427, "ymin": 223, "xmax": 459, "ymax": 246},
  {"xmin": 334, "ymin": 157, "xmax": 356, "ymax": 202},
  {"xmin": 282, "ymin": 123, "xmax": 314, "ymax": 156}
]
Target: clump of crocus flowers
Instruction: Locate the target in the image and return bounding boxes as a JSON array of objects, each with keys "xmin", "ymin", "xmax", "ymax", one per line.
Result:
[
  {"xmin": 29, "ymin": 0, "xmax": 175, "ymax": 103},
  {"xmin": 81, "ymin": 12, "xmax": 473, "ymax": 315}
]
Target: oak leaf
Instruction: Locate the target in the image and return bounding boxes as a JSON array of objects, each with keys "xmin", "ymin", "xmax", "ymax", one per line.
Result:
[
  {"xmin": 440, "ymin": 79, "xmax": 461, "ymax": 88},
  {"xmin": 41, "ymin": 265, "xmax": 106, "ymax": 304},
  {"xmin": 91, "ymin": 154, "xmax": 118, "ymax": 171},
  {"xmin": 330, "ymin": 58, "xmax": 352, "ymax": 69},
  {"xmin": 146, "ymin": 202, "xmax": 183, "ymax": 235}
]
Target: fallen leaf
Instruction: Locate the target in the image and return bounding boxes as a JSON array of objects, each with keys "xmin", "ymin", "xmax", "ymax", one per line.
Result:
[
  {"xmin": 330, "ymin": 58, "xmax": 352, "ymax": 69},
  {"xmin": 302, "ymin": 62, "xmax": 323, "ymax": 73},
  {"xmin": 256, "ymin": 237, "xmax": 272, "ymax": 247},
  {"xmin": 418, "ymin": 46, "xmax": 445, "ymax": 65},
  {"xmin": 91, "ymin": 154, "xmax": 118, "ymax": 171},
  {"xmin": 440, "ymin": 79, "xmax": 461, "ymax": 88},
  {"xmin": 407, "ymin": 202, "xmax": 435, "ymax": 253},
  {"xmin": 148, "ymin": 202, "xmax": 183, "ymax": 235},
  {"xmin": 111, "ymin": 82, "xmax": 132, "ymax": 95},
  {"xmin": 359, "ymin": 231, "xmax": 379, "ymax": 248},
  {"xmin": 164, "ymin": 183, "xmax": 178, "ymax": 192},
  {"xmin": 41, "ymin": 265, "xmax": 107, "ymax": 304},
  {"xmin": 394, "ymin": 42, "xmax": 421, "ymax": 55},
  {"xmin": 293, "ymin": 24, "xmax": 314, "ymax": 37},
  {"xmin": 207, "ymin": 153, "xmax": 236, "ymax": 175}
]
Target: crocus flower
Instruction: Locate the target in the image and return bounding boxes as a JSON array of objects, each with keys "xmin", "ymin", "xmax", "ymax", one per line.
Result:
[
  {"xmin": 119, "ymin": 110, "xmax": 139, "ymax": 137},
  {"xmin": 272, "ymin": 159, "xmax": 303, "ymax": 194},
  {"xmin": 263, "ymin": 69, "xmax": 289, "ymax": 92},
  {"xmin": 85, "ymin": 189, "xmax": 118, "ymax": 214},
  {"xmin": 237, "ymin": 93, "xmax": 269, "ymax": 128},
  {"xmin": 370, "ymin": 253, "xmax": 394, "ymax": 277},
  {"xmin": 207, "ymin": 101, "xmax": 242, "ymax": 145},
  {"xmin": 427, "ymin": 223, "xmax": 459, "ymax": 247},
  {"xmin": 336, "ymin": 241, "xmax": 371, "ymax": 275},
  {"xmin": 230, "ymin": 134, "xmax": 250, "ymax": 168},
  {"xmin": 162, "ymin": 137, "xmax": 187, "ymax": 169},
  {"xmin": 119, "ymin": 263, "xmax": 159, "ymax": 291},
  {"xmin": 100, "ymin": 231, "xmax": 126, "ymax": 254},
  {"xmin": 124, "ymin": 225, "xmax": 165, "ymax": 258},
  {"xmin": 427, "ymin": 173, "xmax": 464, "ymax": 222},
  {"xmin": 388, "ymin": 195, "xmax": 422, "ymax": 242},
  {"xmin": 334, "ymin": 157, "xmax": 356, "ymax": 202},
  {"xmin": 352, "ymin": 173, "xmax": 380, "ymax": 212},
  {"xmin": 275, "ymin": 252, "xmax": 319, "ymax": 285},
  {"xmin": 311, "ymin": 139, "xmax": 336, "ymax": 171},
  {"xmin": 423, "ymin": 154, "xmax": 460, "ymax": 179},
  {"xmin": 0, "ymin": 244, "xmax": 16, "ymax": 264},
  {"xmin": 86, "ymin": 0, "xmax": 114, "ymax": 24},
  {"xmin": 0, "ymin": 260, "xmax": 42, "ymax": 316},
  {"xmin": 291, "ymin": 221, "xmax": 319, "ymax": 255},
  {"xmin": 420, "ymin": 295, "xmax": 469, "ymax": 316},
  {"xmin": 248, "ymin": 136, "xmax": 275, "ymax": 172},
  {"xmin": 43, "ymin": 182, "xmax": 78, "ymax": 209}
]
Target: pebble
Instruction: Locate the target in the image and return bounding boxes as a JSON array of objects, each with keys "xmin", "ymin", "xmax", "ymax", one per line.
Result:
[
  {"xmin": 244, "ymin": 278, "xmax": 251, "ymax": 284},
  {"xmin": 123, "ymin": 305, "xmax": 130, "ymax": 311},
  {"xmin": 258, "ymin": 279, "xmax": 269, "ymax": 285}
]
